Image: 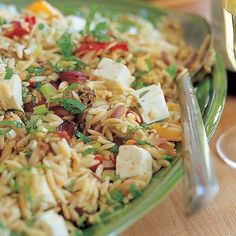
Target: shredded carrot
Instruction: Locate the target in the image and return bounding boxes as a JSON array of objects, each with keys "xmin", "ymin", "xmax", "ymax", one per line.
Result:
[
  {"xmin": 126, "ymin": 139, "xmax": 137, "ymax": 145},
  {"xmin": 26, "ymin": 0, "xmax": 62, "ymax": 19},
  {"xmin": 151, "ymin": 124, "xmax": 182, "ymax": 142}
]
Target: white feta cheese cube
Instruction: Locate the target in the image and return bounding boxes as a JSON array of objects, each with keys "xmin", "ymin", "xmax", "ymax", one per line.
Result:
[
  {"xmin": 0, "ymin": 74, "xmax": 23, "ymax": 111},
  {"xmin": 66, "ymin": 16, "xmax": 86, "ymax": 32},
  {"xmin": 36, "ymin": 211, "xmax": 68, "ymax": 236},
  {"xmin": 133, "ymin": 84, "xmax": 169, "ymax": 124},
  {"xmin": 32, "ymin": 174, "xmax": 56, "ymax": 210},
  {"xmin": 116, "ymin": 145, "xmax": 152, "ymax": 179},
  {"xmin": 93, "ymin": 58, "xmax": 134, "ymax": 88}
]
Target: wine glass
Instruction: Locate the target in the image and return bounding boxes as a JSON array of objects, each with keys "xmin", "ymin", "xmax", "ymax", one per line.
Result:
[{"xmin": 215, "ymin": 0, "xmax": 236, "ymax": 167}]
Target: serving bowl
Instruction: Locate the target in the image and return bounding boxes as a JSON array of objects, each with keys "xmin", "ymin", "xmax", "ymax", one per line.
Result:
[{"xmin": 0, "ymin": 1, "xmax": 227, "ymax": 235}]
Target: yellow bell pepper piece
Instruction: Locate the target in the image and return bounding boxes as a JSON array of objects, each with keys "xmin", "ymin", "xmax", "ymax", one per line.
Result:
[
  {"xmin": 26, "ymin": 0, "xmax": 62, "ymax": 19},
  {"xmin": 151, "ymin": 124, "xmax": 182, "ymax": 142}
]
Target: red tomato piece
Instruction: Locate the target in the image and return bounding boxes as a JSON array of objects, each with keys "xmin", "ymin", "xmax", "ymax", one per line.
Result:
[
  {"xmin": 90, "ymin": 155, "xmax": 105, "ymax": 172},
  {"xmin": 110, "ymin": 42, "xmax": 128, "ymax": 52}
]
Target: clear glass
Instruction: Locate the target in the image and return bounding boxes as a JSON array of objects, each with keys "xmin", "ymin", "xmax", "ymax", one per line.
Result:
[{"xmin": 216, "ymin": 0, "xmax": 236, "ymax": 167}]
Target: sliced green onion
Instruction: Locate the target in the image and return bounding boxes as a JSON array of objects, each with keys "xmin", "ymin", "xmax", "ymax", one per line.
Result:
[
  {"xmin": 83, "ymin": 147, "xmax": 96, "ymax": 155},
  {"xmin": 63, "ymin": 99, "xmax": 86, "ymax": 114},
  {"xmin": 33, "ymin": 105, "xmax": 49, "ymax": 115},
  {"xmin": 0, "ymin": 120, "xmax": 22, "ymax": 128},
  {"xmin": 75, "ymin": 131, "xmax": 91, "ymax": 143},
  {"xmin": 63, "ymin": 83, "xmax": 80, "ymax": 95},
  {"xmin": 4, "ymin": 67, "xmax": 13, "ymax": 80},
  {"xmin": 27, "ymin": 66, "xmax": 45, "ymax": 76},
  {"xmin": 40, "ymin": 83, "xmax": 57, "ymax": 100}
]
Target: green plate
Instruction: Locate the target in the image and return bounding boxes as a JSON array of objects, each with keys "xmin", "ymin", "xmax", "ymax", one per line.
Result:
[{"xmin": 1, "ymin": 1, "xmax": 227, "ymax": 235}]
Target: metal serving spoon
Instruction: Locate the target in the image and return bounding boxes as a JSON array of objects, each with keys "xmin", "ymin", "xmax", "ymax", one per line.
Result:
[{"xmin": 175, "ymin": 13, "xmax": 219, "ymax": 214}]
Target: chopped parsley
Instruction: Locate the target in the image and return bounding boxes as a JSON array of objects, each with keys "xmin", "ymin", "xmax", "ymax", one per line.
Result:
[
  {"xmin": 162, "ymin": 155, "xmax": 173, "ymax": 162},
  {"xmin": 0, "ymin": 120, "xmax": 22, "ymax": 128},
  {"xmin": 58, "ymin": 32, "xmax": 73, "ymax": 58},
  {"xmin": 111, "ymin": 189, "xmax": 124, "ymax": 202},
  {"xmin": 132, "ymin": 81, "xmax": 145, "ymax": 90},
  {"xmin": 85, "ymin": 5, "xmax": 98, "ymax": 34},
  {"xmin": 83, "ymin": 147, "xmax": 96, "ymax": 155},
  {"xmin": 166, "ymin": 64, "xmax": 177, "ymax": 78},
  {"xmin": 75, "ymin": 131, "xmax": 91, "ymax": 143},
  {"xmin": 109, "ymin": 145, "xmax": 119, "ymax": 153},
  {"xmin": 4, "ymin": 67, "xmax": 13, "ymax": 80},
  {"xmin": 93, "ymin": 21, "xmax": 109, "ymax": 42},
  {"xmin": 63, "ymin": 99, "xmax": 86, "ymax": 114},
  {"xmin": 66, "ymin": 179, "xmax": 76, "ymax": 192},
  {"xmin": 145, "ymin": 58, "xmax": 153, "ymax": 71},
  {"xmin": 129, "ymin": 184, "xmax": 141, "ymax": 199},
  {"xmin": 38, "ymin": 23, "xmax": 45, "ymax": 30},
  {"xmin": 117, "ymin": 19, "xmax": 137, "ymax": 33},
  {"xmin": 27, "ymin": 66, "xmax": 45, "ymax": 76}
]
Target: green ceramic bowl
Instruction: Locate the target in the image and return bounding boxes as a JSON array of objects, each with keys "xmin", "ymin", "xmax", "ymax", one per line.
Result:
[{"xmin": 1, "ymin": 1, "xmax": 227, "ymax": 235}]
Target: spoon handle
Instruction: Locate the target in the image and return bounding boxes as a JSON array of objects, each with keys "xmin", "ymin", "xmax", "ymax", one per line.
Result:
[{"xmin": 178, "ymin": 74, "xmax": 219, "ymax": 215}]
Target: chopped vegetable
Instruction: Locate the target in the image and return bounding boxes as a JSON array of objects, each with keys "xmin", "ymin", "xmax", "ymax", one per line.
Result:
[
  {"xmin": 93, "ymin": 22, "xmax": 109, "ymax": 42},
  {"xmin": 109, "ymin": 145, "xmax": 119, "ymax": 153},
  {"xmin": 110, "ymin": 42, "xmax": 129, "ymax": 52},
  {"xmin": 58, "ymin": 32, "xmax": 73, "ymax": 58},
  {"xmin": 151, "ymin": 123, "xmax": 182, "ymax": 141},
  {"xmin": 74, "ymin": 229, "xmax": 83, "ymax": 236},
  {"xmin": 166, "ymin": 64, "xmax": 177, "ymax": 78},
  {"xmin": 111, "ymin": 190, "xmax": 124, "ymax": 202},
  {"xmin": 132, "ymin": 81, "xmax": 145, "ymax": 90},
  {"xmin": 0, "ymin": 120, "xmax": 22, "ymax": 128},
  {"xmin": 90, "ymin": 155, "xmax": 105, "ymax": 171},
  {"xmin": 66, "ymin": 179, "xmax": 76, "ymax": 192},
  {"xmin": 56, "ymin": 130, "xmax": 71, "ymax": 144},
  {"xmin": 40, "ymin": 83, "xmax": 58, "ymax": 100},
  {"xmin": 85, "ymin": 5, "xmax": 98, "ymax": 34},
  {"xmin": 26, "ymin": 0, "xmax": 61, "ymax": 19},
  {"xmin": 75, "ymin": 131, "xmax": 91, "ymax": 143},
  {"xmin": 38, "ymin": 23, "xmax": 45, "ymax": 30},
  {"xmin": 33, "ymin": 104, "xmax": 49, "ymax": 115},
  {"xmin": 129, "ymin": 184, "xmax": 141, "ymax": 198},
  {"xmin": 79, "ymin": 41, "xmax": 109, "ymax": 54},
  {"xmin": 59, "ymin": 71, "xmax": 88, "ymax": 84},
  {"xmin": 162, "ymin": 155, "xmax": 173, "ymax": 162},
  {"xmin": 27, "ymin": 66, "xmax": 45, "ymax": 76},
  {"xmin": 4, "ymin": 67, "xmax": 13, "ymax": 80},
  {"xmin": 63, "ymin": 99, "xmax": 86, "ymax": 114},
  {"xmin": 83, "ymin": 147, "xmax": 96, "ymax": 155}
]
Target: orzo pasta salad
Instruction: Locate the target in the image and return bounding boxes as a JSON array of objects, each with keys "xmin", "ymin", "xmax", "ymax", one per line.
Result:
[{"xmin": 0, "ymin": 1, "xmax": 213, "ymax": 235}]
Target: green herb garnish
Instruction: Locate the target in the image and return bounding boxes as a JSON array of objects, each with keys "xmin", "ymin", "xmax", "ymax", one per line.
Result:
[
  {"xmin": 63, "ymin": 99, "xmax": 86, "ymax": 114},
  {"xmin": 145, "ymin": 58, "xmax": 153, "ymax": 71},
  {"xmin": 109, "ymin": 145, "xmax": 119, "ymax": 153},
  {"xmin": 4, "ymin": 67, "xmax": 13, "ymax": 80},
  {"xmin": 0, "ymin": 120, "xmax": 22, "ymax": 128},
  {"xmin": 33, "ymin": 105, "xmax": 49, "ymax": 115},
  {"xmin": 117, "ymin": 19, "xmax": 137, "ymax": 33},
  {"xmin": 38, "ymin": 23, "xmax": 45, "ymax": 30},
  {"xmin": 166, "ymin": 64, "xmax": 177, "ymax": 78},
  {"xmin": 83, "ymin": 147, "xmax": 96, "ymax": 155},
  {"xmin": 111, "ymin": 190, "xmax": 124, "ymax": 203},
  {"xmin": 75, "ymin": 131, "xmax": 91, "ymax": 143},
  {"xmin": 58, "ymin": 32, "xmax": 73, "ymax": 58},
  {"xmin": 66, "ymin": 179, "xmax": 76, "ymax": 192},
  {"xmin": 25, "ymin": 149, "xmax": 33, "ymax": 158},
  {"xmin": 74, "ymin": 228, "xmax": 84, "ymax": 236},
  {"xmin": 162, "ymin": 155, "xmax": 173, "ymax": 162},
  {"xmin": 40, "ymin": 83, "xmax": 57, "ymax": 100},
  {"xmin": 85, "ymin": 5, "xmax": 98, "ymax": 34},
  {"xmin": 93, "ymin": 21, "xmax": 109, "ymax": 42},
  {"xmin": 129, "ymin": 184, "xmax": 141, "ymax": 199},
  {"xmin": 132, "ymin": 81, "xmax": 145, "ymax": 90},
  {"xmin": 27, "ymin": 66, "xmax": 45, "ymax": 76}
]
